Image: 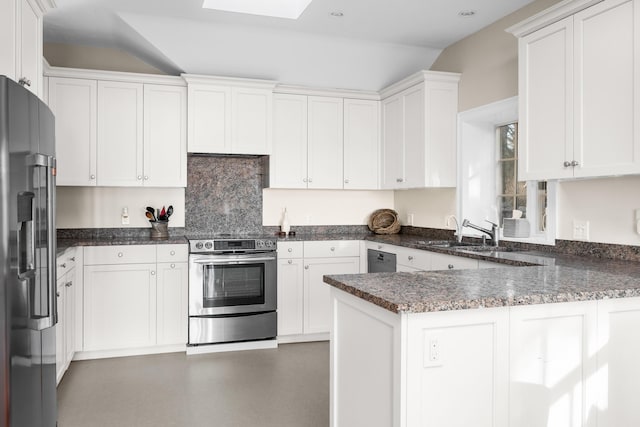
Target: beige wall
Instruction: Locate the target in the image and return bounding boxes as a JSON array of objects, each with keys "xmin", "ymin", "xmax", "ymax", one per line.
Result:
[
  {"xmin": 430, "ymin": 0, "xmax": 563, "ymax": 112},
  {"xmin": 44, "ymin": 43, "xmax": 165, "ymax": 74},
  {"xmin": 394, "ymin": 188, "xmax": 456, "ymax": 229}
]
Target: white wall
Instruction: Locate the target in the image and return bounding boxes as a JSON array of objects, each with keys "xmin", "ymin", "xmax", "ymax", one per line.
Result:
[
  {"xmin": 393, "ymin": 188, "xmax": 456, "ymax": 229},
  {"xmin": 263, "ymin": 189, "xmax": 394, "ymax": 227},
  {"xmin": 56, "ymin": 187, "xmax": 185, "ymax": 229},
  {"xmin": 557, "ymin": 176, "xmax": 640, "ymax": 245}
]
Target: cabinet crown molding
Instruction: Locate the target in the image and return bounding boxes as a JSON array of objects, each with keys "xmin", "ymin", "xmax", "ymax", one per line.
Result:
[
  {"xmin": 379, "ymin": 70, "xmax": 461, "ymax": 100},
  {"xmin": 181, "ymin": 73, "xmax": 277, "ymax": 89},
  {"xmin": 45, "ymin": 64, "xmax": 186, "ymax": 86},
  {"xmin": 274, "ymin": 84, "xmax": 380, "ymax": 101},
  {"xmin": 506, "ymin": 0, "xmax": 603, "ymax": 37}
]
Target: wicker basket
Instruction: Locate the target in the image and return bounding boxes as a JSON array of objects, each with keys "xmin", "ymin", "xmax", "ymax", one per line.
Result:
[{"xmin": 368, "ymin": 209, "xmax": 401, "ymax": 235}]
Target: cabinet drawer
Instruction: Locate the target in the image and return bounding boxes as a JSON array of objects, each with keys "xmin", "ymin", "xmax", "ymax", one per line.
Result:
[
  {"xmin": 277, "ymin": 241, "xmax": 303, "ymax": 259},
  {"xmin": 366, "ymin": 241, "xmax": 396, "ymax": 254},
  {"xmin": 157, "ymin": 244, "xmax": 188, "ymax": 263},
  {"xmin": 430, "ymin": 252, "xmax": 478, "ymax": 271},
  {"xmin": 84, "ymin": 245, "xmax": 156, "ymax": 265},
  {"xmin": 395, "ymin": 246, "xmax": 431, "ymax": 271},
  {"xmin": 56, "ymin": 248, "xmax": 77, "ymax": 280},
  {"xmin": 304, "ymin": 240, "xmax": 359, "ymax": 258}
]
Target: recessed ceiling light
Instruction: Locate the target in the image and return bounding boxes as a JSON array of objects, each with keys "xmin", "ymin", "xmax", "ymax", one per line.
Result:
[
  {"xmin": 202, "ymin": 0, "xmax": 313, "ymax": 19},
  {"xmin": 458, "ymin": 10, "xmax": 476, "ymax": 17},
  {"xmin": 330, "ymin": 11, "xmax": 344, "ymax": 17}
]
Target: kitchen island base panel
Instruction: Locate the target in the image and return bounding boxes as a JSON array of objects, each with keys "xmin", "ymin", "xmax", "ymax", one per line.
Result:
[
  {"xmin": 185, "ymin": 339, "xmax": 278, "ymax": 355},
  {"xmin": 330, "ymin": 288, "xmax": 640, "ymax": 427}
]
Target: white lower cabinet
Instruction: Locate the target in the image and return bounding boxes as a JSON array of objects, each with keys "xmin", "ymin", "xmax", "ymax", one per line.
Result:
[
  {"xmin": 55, "ymin": 248, "xmax": 78, "ymax": 384},
  {"xmin": 78, "ymin": 244, "xmax": 188, "ymax": 359},
  {"xmin": 332, "ymin": 289, "xmax": 640, "ymax": 427},
  {"xmin": 277, "ymin": 240, "xmax": 359, "ymax": 341},
  {"xmin": 83, "ymin": 263, "xmax": 158, "ymax": 351},
  {"xmin": 430, "ymin": 252, "xmax": 479, "ymax": 270}
]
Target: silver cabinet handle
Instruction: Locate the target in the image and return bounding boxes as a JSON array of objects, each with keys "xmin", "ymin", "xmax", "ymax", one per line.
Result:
[
  {"xmin": 90, "ymin": 174, "xmax": 96, "ymax": 180},
  {"xmin": 303, "ymin": 178, "xmax": 308, "ymax": 183},
  {"xmin": 170, "ymin": 263, "xmax": 175, "ymax": 269},
  {"xmin": 448, "ymin": 264, "xmax": 454, "ymax": 269},
  {"xmin": 137, "ymin": 175, "xmax": 142, "ymax": 180},
  {"xmin": 144, "ymin": 176, "xmax": 149, "ymax": 180},
  {"xmin": 117, "ymin": 252, "xmax": 123, "ymax": 258},
  {"xmin": 59, "ymin": 263, "xmax": 66, "ymax": 269},
  {"xmin": 170, "ymin": 250, "xmax": 175, "ymax": 256},
  {"xmin": 330, "ymin": 247, "xmax": 335, "ymax": 252},
  {"xmin": 288, "ymin": 248, "xmax": 293, "ymax": 252},
  {"xmin": 70, "ymin": 257, "xmax": 75, "ymax": 262},
  {"xmin": 408, "ymin": 256, "xmax": 414, "ymax": 261},
  {"xmin": 308, "ymin": 178, "xmax": 313, "ymax": 183},
  {"xmin": 396, "ymin": 178, "xmax": 404, "ymax": 183},
  {"xmin": 56, "ymin": 291, "xmax": 60, "ymax": 297},
  {"xmin": 563, "ymin": 161, "xmax": 571, "ymax": 167},
  {"xmin": 19, "ymin": 77, "xmax": 31, "ymax": 87},
  {"xmin": 344, "ymin": 179, "xmax": 349, "ymax": 184},
  {"xmin": 65, "ymin": 281, "xmax": 73, "ymax": 287},
  {"xmin": 571, "ymin": 160, "xmax": 579, "ymax": 167},
  {"xmin": 288, "ymin": 259, "xmax": 293, "ymax": 264},
  {"xmin": 150, "ymin": 271, "xmax": 156, "ymax": 275},
  {"xmin": 305, "ymin": 265, "xmax": 309, "ymax": 270}
]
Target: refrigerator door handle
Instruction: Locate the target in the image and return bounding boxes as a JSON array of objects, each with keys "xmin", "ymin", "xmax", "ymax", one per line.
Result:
[
  {"xmin": 26, "ymin": 153, "xmax": 57, "ymax": 330},
  {"xmin": 17, "ymin": 191, "xmax": 36, "ymax": 278}
]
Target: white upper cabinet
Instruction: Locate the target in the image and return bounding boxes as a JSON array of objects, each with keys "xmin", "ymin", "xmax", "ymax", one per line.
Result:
[
  {"xmin": 143, "ymin": 84, "xmax": 187, "ymax": 187},
  {"xmin": 271, "ymin": 93, "xmax": 308, "ymax": 189},
  {"xmin": 46, "ymin": 68, "xmax": 188, "ymax": 187},
  {"xmin": 510, "ymin": 0, "xmax": 640, "ymax": 180},
  {"xmin": 97, "ymin": 81, "xmax": 144, "ymax": 186},
  {"xmin": 343, "ymin": 99, "xmax": 380, "ymax": 189},
  {"xmin": 271, "ymin": 91, "xmax": 380, "ymax": 190},
  {"xmin": 183, "ymin": 75, "xmax": 275, "ymax": 155},
  {"xmin": 380, "ymin": 71, "xmax": 460, "ymax": 190},
  {"xmin": 307, "ymin": 96, "xmax": 344, "ymax": 189},
  {"xmin": 48, "ymin": 77, "xmax": 98, "ymax": 186},
  {"xmin": 0, "ymin": 0, "xmax": 52, "ymax": 99}
]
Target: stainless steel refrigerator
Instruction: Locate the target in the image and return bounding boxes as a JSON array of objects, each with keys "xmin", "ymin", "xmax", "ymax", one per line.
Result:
[{"xmin": 0, "ymin": 76, "xmax": 57, "ymax": 427}]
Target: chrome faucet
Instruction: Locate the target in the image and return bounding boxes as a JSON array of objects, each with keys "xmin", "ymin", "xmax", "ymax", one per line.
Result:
[{"xmin": 461, "ymin": 219, "xmax": 500, "ymax": 246}]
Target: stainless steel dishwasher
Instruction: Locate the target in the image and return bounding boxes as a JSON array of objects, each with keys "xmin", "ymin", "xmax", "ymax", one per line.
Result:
[{"xmin": 367, "ymin": 249, "xmax": 397, "ymax": 273}]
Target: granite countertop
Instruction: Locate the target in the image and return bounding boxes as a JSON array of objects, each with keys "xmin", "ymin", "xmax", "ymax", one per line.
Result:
[
  {"xmin": 56, "ymin": 235, "xmax": 188, "ymax": 256},
  {"xmin": 324, "ymin": 245, "xmax": 640, "ymax": 314}
]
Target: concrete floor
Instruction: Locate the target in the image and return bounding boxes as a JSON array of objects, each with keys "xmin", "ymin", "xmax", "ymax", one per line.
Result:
[{"xmin": 57, "ymin": 342, "xmax": 329, "ymax": 427}]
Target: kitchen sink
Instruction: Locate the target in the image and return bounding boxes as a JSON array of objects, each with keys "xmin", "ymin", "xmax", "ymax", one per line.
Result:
[{"xmin": 428, "ymin": 241, "xmax": 513, "ymax": 252}]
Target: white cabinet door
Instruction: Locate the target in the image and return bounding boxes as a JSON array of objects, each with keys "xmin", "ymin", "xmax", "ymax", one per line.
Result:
[
  {"xmin": 156, "ymin": 261, "xmax": 188, "ymax": 345},
  {"xmin": 271, "ymin": 94, "xmax": 308, "ymax": 188},
  {"xmin": 573, "ymin": 0, "xmax": 640, "ymax": 177},
  {"xmin": 304, "ymin": 257, "xmax": 359, "ymax": 334},
  {"xmin": 509, "ymin": 302, "xmax": 597, "ymax": 427},
  {"xmin": 17, "ymin": 0, "xmax": 41, "ymax": 97},
  {"xmin": 343, "ymin": 99, "xmax": 379, "ymax": 190},
  {"xmin": 307, "ymin": 96, "xmax": 344, "ymax": 189},
  {"xmin": 518, "ymin": 17, "xmax": 574, "ymax": 181},
  {"xmin": 381, "ymin": 94, "xmax": 404, "ymax": 189},
  {"xmin": 403, "ymin": 84, "xmax": 426, "ymax": 188},
  {"xmin": 97, "ymin": 81, "xmax": 144, "ymax": 186},
  {"xmin": 55, "ymin": 279, "xmax": 65, "ymax": 384},
  {"xmin": 424, "ymin": 79, "xmax": 458, "ymax": 187},
  {"xmin": 48, "ymin": 77, "xmax": 98, "ymax": 186},
  {"xmin": 187, "ymin": 84, "xmax": 231, "ymax": 153},
  {"xmin": 232, "ymin": 87, "xmax": 272, "ymax": 154},
  {"xmin": 143, "ymin": 84, "xmax": 187, "ymax": 187},
  {"xmin": 277, "ymin": 257, "xmax": 305, "ymax": 336},
  {"xmin": 596, "ymin": 297, "xmax": 640, "ymax": 426},
  {"xmin": 83, "ymin": 263, "xmax": 157, "ymax": 351},
  {"xmin": 64, "ymin": 273, "xmax": 76, "ymax": 368},
  {"xmin": 0, "ymin": 0, "xmax": 16, "ymax": 81},
  {"xmin": 430, "ymin": 252, "xmax": 479, "ymax": 270}
]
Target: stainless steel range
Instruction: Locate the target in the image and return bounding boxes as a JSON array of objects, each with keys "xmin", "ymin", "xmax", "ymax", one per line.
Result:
[{"xmin": 187, "ymin": 237, "xmax": 277, "ymax": 346}]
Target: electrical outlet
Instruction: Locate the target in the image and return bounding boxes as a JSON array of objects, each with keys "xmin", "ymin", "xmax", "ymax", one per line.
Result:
[
  {"xmin": 423, "ymin": 333, "xmax": 443, "ymax": 368},
  {"xmin": 573, "ymin": 219, "xmax": 589, "ymax": 241},
  {"xmin": 407, "ymin": 213, "xmax": 414, "ymax": 226},
  {"xmin": 121, "ymin": 207, "xmax": 130, "ymax": 225}
]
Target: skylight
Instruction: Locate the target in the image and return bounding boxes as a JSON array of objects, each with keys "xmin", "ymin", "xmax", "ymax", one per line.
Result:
[{"xmin": 202, "ymin": 0, "xmax": 313, "ymax": 19}]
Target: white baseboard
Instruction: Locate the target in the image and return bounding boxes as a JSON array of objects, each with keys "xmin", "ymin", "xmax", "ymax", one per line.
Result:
[
  {"xmin": 73, "ymin": 344, "xmax": 186, "ymax": 361},
  {"xmin": 277, "ymin": 332, "xmax": 329, "ymax": 344}
]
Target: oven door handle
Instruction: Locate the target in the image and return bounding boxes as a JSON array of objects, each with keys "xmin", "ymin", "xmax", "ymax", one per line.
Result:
[{"xmin": 192, "ymin": 256, "xmax": 276, "ymax": 265}]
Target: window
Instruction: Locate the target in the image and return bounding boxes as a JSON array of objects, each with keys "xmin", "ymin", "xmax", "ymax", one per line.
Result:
[
  {"xmin": 496, "ymin": 123, "xmax": 548, "ymax": 233},
  {"xmin": 458, "ymin": 97, "xmax": 555, "ymax": 245}
]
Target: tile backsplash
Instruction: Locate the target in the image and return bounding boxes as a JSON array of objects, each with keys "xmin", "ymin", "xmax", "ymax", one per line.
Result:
[{"xmin": 185, "ymin": 155, "xmax": 267, "ymax": 235}]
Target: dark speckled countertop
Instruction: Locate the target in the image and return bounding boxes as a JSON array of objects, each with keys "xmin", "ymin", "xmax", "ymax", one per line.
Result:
[
  {"xmin": 56, "ymin": 236, "xmax": 188, "ymax": 256},
  {"xmin": 324, "ymin": 234, "xmax": 640, "ymax": 314}
]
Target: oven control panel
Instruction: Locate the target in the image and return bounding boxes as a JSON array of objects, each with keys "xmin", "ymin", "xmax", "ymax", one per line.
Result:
[{"xmin": 189, "ymin": 238, "xmax": 276, "ymax": 253}]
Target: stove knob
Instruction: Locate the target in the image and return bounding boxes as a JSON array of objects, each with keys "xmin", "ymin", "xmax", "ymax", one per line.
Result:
[
  {"xmin": 205, "ymin": 242, "xmax": 213, "ymax": 249},
  {"xmin": 195, "ymin": 242, "xmax": 203, "ymax": 250}
]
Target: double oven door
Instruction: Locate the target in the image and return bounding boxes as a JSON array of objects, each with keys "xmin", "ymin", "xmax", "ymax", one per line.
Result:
[{"xmin": 188, "ymin": 251, "xmax": 277, "ymax": 345}]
